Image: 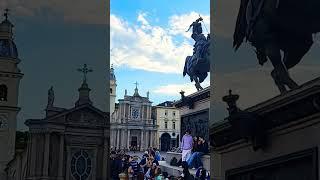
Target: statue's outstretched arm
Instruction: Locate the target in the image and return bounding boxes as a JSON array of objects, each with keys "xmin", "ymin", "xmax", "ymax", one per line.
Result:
[{"xmin": 186, "ymin": 24, "xmax": 192, "ymax": 32}]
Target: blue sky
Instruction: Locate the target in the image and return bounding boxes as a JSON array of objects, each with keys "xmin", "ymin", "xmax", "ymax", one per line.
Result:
[{"xmin": 111, "ymin": 0, "xmax": 210, "ymax": 105}]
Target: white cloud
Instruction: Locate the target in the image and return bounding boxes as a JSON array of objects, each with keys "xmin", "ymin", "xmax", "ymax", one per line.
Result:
[
  {"xmin": 137, "ymin": 12, "xmax": 149, "ymax": 26},
  {"xmin": 110, "ymin": 11, "xmax": 209, "ymax": 74},
  {"xmin": 153, "ymin": 78, "xmax": 210, "ymax": 96}
]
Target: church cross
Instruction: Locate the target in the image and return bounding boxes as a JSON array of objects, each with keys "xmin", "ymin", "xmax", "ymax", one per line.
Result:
[
  {"xmin": 77, "ymin": 64, "xmax": 93, "ymax": 83},
  {"xmin": 4, "ymin": 8, "xmax": 9, "ymax": 20},
  {"xmin": 134, "ymin": 81, "xmax": 139, "ymax": 89}
]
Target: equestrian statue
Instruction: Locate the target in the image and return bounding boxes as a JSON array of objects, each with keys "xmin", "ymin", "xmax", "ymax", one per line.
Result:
[
  {"xmin": 234, "ymin": 0, "xmax": 320, "ymax": 94},
  {"xmin": 183, "ymin": 16, "xmax": 210, "ymax": 91}
]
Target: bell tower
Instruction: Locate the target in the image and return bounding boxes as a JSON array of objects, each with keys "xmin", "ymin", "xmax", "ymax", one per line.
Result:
[
  {"xmin": 110, "ymin": 65, "xmax": 116, "ymax": 114},
  {"xmin": 0, "ymin": 9, "xmax": 23, "ymax": 176}
]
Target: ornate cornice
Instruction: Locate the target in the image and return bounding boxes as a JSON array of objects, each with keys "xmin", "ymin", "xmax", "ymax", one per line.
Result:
[
  {"xmin": 211, "ymin": 78, "xmax": 320, "ymax": 149},
  {"xmin": 174, "ymin": 87, "xmax": 210, "ymax": 109}
]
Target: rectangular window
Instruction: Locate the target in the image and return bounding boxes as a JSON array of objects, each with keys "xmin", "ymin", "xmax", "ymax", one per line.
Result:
[
  {"xmin": 173, "ymin": 111, "xmax": 176, "ymax": 116},
  {"xmin": 173, "ymin": 122, "xmax": 176, "ymax": 129},
  {"xmin": 165, "ymin": 110, "xmax": 168, "ymax": 116},
  {"xmin": 165, "ymin": 122, "xmax": 168, "ymax": 129}
]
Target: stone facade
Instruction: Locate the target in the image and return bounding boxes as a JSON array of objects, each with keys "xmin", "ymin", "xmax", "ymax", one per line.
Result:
[
  {"xmin": 153, "ymin": 101, "xmax": 180, "ymax": 151},
  {"xmin": 211, "ymin": 78, "xmax": 320, "ymax": 180},
  {"xmin": 5, "ymin": 80, "xmax": 110, "ymax": 180},
  {"xmin": 110, "ymin": 83, "xmax": 157, "ymax": 151},
  {"xmin": 174, "ymin": 87, "xmax": 210, "ymax": 141}
]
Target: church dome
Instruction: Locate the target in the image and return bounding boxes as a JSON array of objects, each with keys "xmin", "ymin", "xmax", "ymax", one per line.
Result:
[
  {"xmin": 0, "ymin": 10, "xmax": 18, "ymax": 59},
  {"xmin": 0, "ymin": 39, "xmax": 18, "ymax": 58}
]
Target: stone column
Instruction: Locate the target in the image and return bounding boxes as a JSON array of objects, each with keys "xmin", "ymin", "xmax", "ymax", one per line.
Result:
[
  {"xmin": 30, "ymin": 133, "xmax": 37, "ymax": 176},
  {"xmin": 121, "ymin": 130, "xmax": 126, "ymax": 149},
  {"xmin": 102, "ymin": 137, "xmax": 108, "ymax": 179},
  {"xmin": 58, "ymin": 134, "xmax": 64, "ymax": 178},
  {"xmin": 92, "ymin": 149, "xmax": 97, "ymax": 180},
  {"xmin": 150, "ymin": 131, "xmax": 154, "ymax": 148},
  {"xmin": 140, "ymin": 130, "xmax": 144, "ymax": 151},
  {"xmin": 127, "ymin": 129, "xmax": 131, "ymax": 149},
  {"xmin": 147, "ymin": 131, "xmax": 150, "ymax": 148},
  {"xmin": 66, "ymin": 146, "xmax": 71, "ymax": 180},
  {"xmin": 43, "ymin": 133, "xmax": 50, "ymax": 176},
  {"xmin": 16, "ymin": 154, "xmax": 21, "ymax": 180},
  {"xmin": 128, "ymin": 104, "xmax": 131, "ymax": 119},
  {"xmin": 116, "ymin": 129, "xmax": 120, "ymax": 149}
]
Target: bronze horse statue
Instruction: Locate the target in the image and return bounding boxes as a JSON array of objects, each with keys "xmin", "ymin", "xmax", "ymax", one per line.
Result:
[
  {"xmin": 183, "ymin": 17, "xmax": 210, "ymax": 91},
  {"xmin": 234, "ymin": 0, "xmax": 320, "ymax": 94}
]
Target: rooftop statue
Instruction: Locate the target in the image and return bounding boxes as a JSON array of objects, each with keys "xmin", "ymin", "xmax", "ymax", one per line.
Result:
[
  {"xmin": 183, "ymin": 16, "xmax": 210, "ymax": 91},
  {"xmin": 234, "ymin": 0, "xmax": 320, "ymax": 94}
]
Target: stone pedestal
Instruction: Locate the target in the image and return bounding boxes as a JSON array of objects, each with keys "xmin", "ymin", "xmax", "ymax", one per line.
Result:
[{"xmin": 211, "ymin": 77, "xmax": 320, "ymax": 180}]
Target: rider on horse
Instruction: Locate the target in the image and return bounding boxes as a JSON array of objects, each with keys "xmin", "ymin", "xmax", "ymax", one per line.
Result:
[{"xmin": 183, "ymin": 17, "xmax": 210, "ymax": 91}]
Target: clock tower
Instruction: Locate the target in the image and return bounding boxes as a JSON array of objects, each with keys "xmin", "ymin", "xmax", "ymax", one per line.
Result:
[{"xmin": 0, "ymin": 9, "xmax": 23, "ymax": 177}]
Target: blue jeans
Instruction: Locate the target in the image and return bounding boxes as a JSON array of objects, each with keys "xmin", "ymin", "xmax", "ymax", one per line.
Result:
[{"xmin": 187, "ymin": 152, "xmax": 204, "ymax": 168}]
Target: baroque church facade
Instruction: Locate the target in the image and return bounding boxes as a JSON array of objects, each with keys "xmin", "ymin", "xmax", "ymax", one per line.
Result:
[
  {"xmin": 110, "ymin": 67, "xmax": 157, "ymax": 151},
  {"xmin": 0, "ymin": 13, "xmax": 110, "ymax": 180}
]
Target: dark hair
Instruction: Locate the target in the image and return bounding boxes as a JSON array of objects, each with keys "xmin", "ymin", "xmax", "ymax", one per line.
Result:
[
  {"xmin": 181, "ymin": 161, "xmax": 191, "ymax": 178},
  {"xmin": 186, "ymin": 129, "xmax": 191, "ymax": 134}
]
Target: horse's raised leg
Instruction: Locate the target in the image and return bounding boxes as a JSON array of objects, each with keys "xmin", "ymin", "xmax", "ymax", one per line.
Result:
[
  {"xmin": 193, "ymin": 76, "xmax": 203, "ymax": 91},
  {"xmin": 271, "ymin": 69, "xmax": 287, "ymax": 94},
  {"xmin": 264, "ymin": 44, "xmax": 290, "ymax": 93}
]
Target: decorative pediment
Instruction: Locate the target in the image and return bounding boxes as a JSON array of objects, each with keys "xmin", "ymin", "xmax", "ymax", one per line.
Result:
[
  {"xmin": 43, "ymin": 104, "xmax": 108, "ymax": 127},
  {"xmin": 66, "ymin": 107, "xmax": 105, "ymax": 126}
]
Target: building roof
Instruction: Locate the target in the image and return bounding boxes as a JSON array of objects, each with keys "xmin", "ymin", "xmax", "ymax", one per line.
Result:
[{"xmin": 156, "ymin": 101, "xmax": 174, "ymax": 107}]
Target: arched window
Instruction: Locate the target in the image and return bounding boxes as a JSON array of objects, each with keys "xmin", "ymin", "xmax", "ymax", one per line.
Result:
[
  {"xmin": 71, "ymin": 150, "xmax": 91, "ymax": 180},
  {"xmin": 0, "ymin": 84, "xmax": 7, "ymax": 101}
]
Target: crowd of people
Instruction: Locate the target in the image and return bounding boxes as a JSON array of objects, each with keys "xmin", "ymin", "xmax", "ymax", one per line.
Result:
[
  {"xmin": 109, "ymin": 130, "xmax": 209, "ymax": 180},
  {"xmin": 110, "ymin": 147, "xmax": 164, "ymax": 180},
  {"xmin": 179, "ymin": 130, "xmax": 210, "ymax": 179}
]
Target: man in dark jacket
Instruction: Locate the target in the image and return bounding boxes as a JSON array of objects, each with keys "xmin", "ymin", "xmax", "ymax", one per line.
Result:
[
  {"xmin": 110, "ymin": 151, "xmax": 123, "ymax": 180},
  {"xmin": 187, "ymin": 136, "xmax": 209, "ymax": 169}
]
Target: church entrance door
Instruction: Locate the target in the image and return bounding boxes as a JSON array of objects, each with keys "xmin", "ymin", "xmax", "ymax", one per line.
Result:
[
  {"xmin": 160, "ymin": 133, "xmax": 171, "ymax": 151},
  {"xmin": 131, "ymin": 136, "xmax": 137, "ymax": 150}
]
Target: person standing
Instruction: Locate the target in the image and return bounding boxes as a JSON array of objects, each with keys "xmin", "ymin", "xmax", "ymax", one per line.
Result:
[
  {"xmin": 128, "ymin": 156, "xmax": 139, "ymax": 179},
  {"xmin": 181, "ymin": 129, "xmax": 193, "ymax": 162},
  {"xmin": 110, "ymin": 151, "xmax": 122, "ymax": 180}
]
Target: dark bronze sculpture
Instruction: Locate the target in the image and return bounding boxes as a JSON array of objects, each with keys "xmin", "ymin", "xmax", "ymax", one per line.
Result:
[
  {"xmin": 47, "ymin": 86, "xmax": 54, "ymax": 107},
  {"xmin": 234, "ymin": 0, "xmax": 320, "ymax": 94},
  {"xmin": 183, "ymin": 17, "xmax": 210, "ymax": 91}
]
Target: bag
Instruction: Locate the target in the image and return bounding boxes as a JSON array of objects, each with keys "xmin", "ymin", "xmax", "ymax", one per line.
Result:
[{"xmin": 170, "ymin": 157, "xmax": 178, "ymax": 166}]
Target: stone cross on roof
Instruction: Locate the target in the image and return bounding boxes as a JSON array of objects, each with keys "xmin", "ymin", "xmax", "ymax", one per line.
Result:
[
  {"xmin": 77, "ymin": 64, "xmax": 93, "ymax": 83},
  {"xmin": 134, "ymin": 81, "xmax": 139, "ymax": 89},
  {"xmin": 4, "ymin": 8, "xmax": 9, "ymax": 20}
]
